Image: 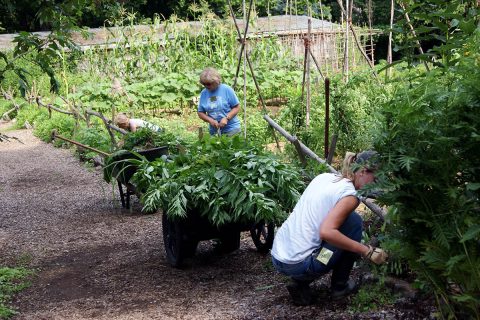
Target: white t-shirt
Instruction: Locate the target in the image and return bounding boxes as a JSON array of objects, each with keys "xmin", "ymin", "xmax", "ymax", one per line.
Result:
[
  {"xmin": 130, "ymin": 119, "xmax": 161, "ymax": 132},
  {"xmin": 271, "ymin": 173, "xmax": 358, "ymax": 264}
]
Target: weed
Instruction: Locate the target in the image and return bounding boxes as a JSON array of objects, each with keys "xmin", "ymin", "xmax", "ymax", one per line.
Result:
[
  {"xmin": 15, "ymin": 253, "xmax": 33, "ymax": 267},
  {"xmin": 0, "ymin": 267, "xmax": 32, "ymax": 319},
  {"xmin": 262, "ymin": 260, "xmax": 274, "ymax": 272},
  {"xmin": 348, "ymin": 282, "xmax": 396, "ymax": 314}
]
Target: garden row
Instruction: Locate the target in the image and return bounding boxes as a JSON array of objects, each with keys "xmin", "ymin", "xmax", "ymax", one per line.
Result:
[{"xmin": 1, "ymin": 5, "xmax": 480, "ymax": 317}]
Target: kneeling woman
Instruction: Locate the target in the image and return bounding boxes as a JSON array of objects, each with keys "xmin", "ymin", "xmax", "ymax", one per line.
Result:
[{"xmin": 271, "ymin": 151, "xmax": 388, "ymax": 306}]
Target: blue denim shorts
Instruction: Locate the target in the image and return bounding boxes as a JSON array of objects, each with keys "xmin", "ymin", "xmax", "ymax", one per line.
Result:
[
  {"xmin": 271, "ymin": 212, "xmax": 363, "ymax": 282},
  {"xmin": 272, "ymin": 247, "xmax": 331, "ymax": 282}
]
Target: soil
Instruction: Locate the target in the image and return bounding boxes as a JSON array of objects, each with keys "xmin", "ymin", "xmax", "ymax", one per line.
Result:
[{"xmin": 0, "ymin": 122, "xmax": 437, "ymax": 320}]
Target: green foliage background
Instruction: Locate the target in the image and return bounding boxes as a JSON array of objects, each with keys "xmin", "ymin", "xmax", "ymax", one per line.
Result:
[
  {"xmin": 375, "ymin": 31, "xmax": 480, "ymax": 318},
  {"xmin": 2, "ymin": 1, "xmax": 480, "ymax": 318}
]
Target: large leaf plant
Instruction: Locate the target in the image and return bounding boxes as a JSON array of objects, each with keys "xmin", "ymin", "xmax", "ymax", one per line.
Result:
[
  {"xmin": 132, "ymin": 135, "xmax": 306, "ymax": 226},
  {"xmin": 374, "ymin": 30, "xmax": 480, "ymax": 319}
]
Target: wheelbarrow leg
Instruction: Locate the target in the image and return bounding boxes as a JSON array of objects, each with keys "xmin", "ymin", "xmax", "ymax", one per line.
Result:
[
  {"xmin": 117, "ymin": 180, "xmax": 126, "ymax": 208},
  {"xmin": 126, "ymin": 188, "xmax": 131, "ymax": 209}
]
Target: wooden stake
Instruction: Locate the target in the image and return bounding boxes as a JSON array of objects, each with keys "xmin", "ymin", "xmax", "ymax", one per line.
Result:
[
  {"xmin": 387, "ymin": 0, "xmax": 394, "ymax": 79},
  {"xmin": 292, "ymin": 137, "xmax": 307, "ymax": 167},
  {"xmin": 324, "ymin": 77, "xmax": 330, "ymax": 159},
  {"xmin": 227, "ymin": 0, "xmax": 281, "ymax": 148},
  {"xmin": 51, "ymin": 130, "xmax": 111, "ymax": 157},
  {"xmin": 306, "ymin": 19, "xmax": 312, "ymax": 128},
  {"xmin": 399, "ymin": 2, "xmax": 430, "ymax": 72},
  {"xmin": 342, "ymin": 0, "xmax": 350, "ymax": 80},
  {"xmin": 326, "ymin": 134, "xmax": 337, "ymax": 165},
  {"xmin": 309, "ymin": 47, "xmax": 325, "ymax": 80},
  {"xmin": 229, "ymin": 0, "xmax": 254, "ymax": 89},
  {"xmin": 336, "ymin": 0, "xmax": 378, "ymax": 78},
  {"xmin": 367, "ymin": 0, "xmax": 374, "ymax": 63}
]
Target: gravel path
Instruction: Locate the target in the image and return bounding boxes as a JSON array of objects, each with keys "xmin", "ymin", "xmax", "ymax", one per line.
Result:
[{"xmin": 0, "ymin": 123, "xmax": 434, "ymax": 320}]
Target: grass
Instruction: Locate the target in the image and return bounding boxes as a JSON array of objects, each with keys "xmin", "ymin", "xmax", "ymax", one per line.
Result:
[
  {"xmin": 348, "ymin": 282, "xmax": 397, "ymax": 314},
  {"xmin": 0, "ymin": 267, "xmax": 32, "ymax": 319}
]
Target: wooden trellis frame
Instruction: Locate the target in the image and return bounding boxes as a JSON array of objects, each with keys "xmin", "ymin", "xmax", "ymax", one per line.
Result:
[{"xmin": 227, "ymin": 0, "xmax": 386, "ymax": 219}]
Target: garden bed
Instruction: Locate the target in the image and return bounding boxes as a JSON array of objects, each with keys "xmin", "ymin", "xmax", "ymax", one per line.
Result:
[{"xmin": 0, "ymin": 123, "xmax": 437, "ymax": 319}]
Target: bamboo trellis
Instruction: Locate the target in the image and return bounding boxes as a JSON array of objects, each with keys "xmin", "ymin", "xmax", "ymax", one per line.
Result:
[{"xmin": 228, "ymin": 1, "xmax": 386, "ymax": 219}]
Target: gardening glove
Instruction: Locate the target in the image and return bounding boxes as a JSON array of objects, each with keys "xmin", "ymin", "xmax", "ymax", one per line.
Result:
[{"xmin": 364, "ymin": 245, "xmax": 388, "ymax": 265}]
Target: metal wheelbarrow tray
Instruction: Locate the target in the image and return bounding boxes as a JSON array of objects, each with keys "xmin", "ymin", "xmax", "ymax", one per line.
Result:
[{"xmin": 108, "ymin": 146, "xmax": 169, "ymax": 209}]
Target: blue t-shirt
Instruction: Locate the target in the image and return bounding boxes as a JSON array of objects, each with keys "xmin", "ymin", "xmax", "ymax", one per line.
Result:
[{"xmin": 198, "ymin": 83, "xmax": 241, "ymax": 135}]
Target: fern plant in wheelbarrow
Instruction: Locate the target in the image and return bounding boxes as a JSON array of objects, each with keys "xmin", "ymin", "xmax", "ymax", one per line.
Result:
[
  {"xmin": 131, "ymin": 135, "xmax": 306, "ymax": 267},
  {"xmin": 103, "ymin": 128, "xmax": 185, "ymax": 208}
]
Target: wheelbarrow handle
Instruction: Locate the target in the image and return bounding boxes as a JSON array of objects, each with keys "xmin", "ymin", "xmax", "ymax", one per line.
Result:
[{"xmin": 51, "ymin": 129, "xmax": 111, "ymax": 157}]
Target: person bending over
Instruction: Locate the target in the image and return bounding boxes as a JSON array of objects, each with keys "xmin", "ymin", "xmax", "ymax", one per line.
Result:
[
  {"xmin": 271, "ymin": 151, "xmax": 388, "ymax": 306},
  {"xmin": 197, "ymin": 67, "xmax": 241, "ymax": 136},
  {"xmin": 115, "ymin": 113, "xmax": 161, "ymax": 133}
]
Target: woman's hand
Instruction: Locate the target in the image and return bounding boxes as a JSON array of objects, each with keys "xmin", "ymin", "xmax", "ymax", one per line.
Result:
[
  {"xmin": 197, "ymin": 111, "xmax": 219, "ymax": 128},
  {"xmin": 209, "ymin": 118, "xmax": 220, "ymax": 129},
  {"xmin": 219, "ymin": 117, "xmax": 228, "ymax": 128},
  {"xmin": 363, "ymin": 245, "xmax": 388, "ymax": 264}
]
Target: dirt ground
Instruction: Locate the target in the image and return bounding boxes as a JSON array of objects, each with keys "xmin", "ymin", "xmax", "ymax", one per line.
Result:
[{"xmin": 0, "ymin": 123, "xmax": 436, "ymax": 320}]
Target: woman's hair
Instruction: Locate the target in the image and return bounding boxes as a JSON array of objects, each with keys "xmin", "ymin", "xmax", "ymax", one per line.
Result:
[
  {"xmin": 200, "ymin": 67, "xmax": 221, "ymax": 86},
  {"xmin": 341, "ymin": 152, "xmax": 357, "ymax": 180},
  {"xmin": 114, "ymin": 113, "xmax": 129, "ymax": 129},
  {"xmin": 340, "ymin": 150, "xmax": 379, "ymax": 180}
]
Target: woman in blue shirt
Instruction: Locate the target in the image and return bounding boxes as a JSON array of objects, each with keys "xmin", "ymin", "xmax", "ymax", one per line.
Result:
[{"xmin": 197, "ymin": 67, "xmax": 241, "ymax": 136}]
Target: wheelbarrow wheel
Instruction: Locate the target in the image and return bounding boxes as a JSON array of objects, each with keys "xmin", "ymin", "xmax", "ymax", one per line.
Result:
[
  {"xmin": 250, "ymin": 221, "xmax": 275, "ymax": 253},
  {"xmin": 184, "ymin": 239, "xmax": 199, "ymax": 258},
  {"xmin": 215, "ymin": 227, "xmax": 240, "ymax": 254},
  {"xmin": 162, "ymin": 214, "xmax": 188, "ymax": 268}
]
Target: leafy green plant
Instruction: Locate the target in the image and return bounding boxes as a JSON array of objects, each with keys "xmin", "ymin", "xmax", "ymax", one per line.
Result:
[
  {"xmin": 393, "ymin": 0, "xmax": 479, "ymax": 70},
  {"xmin": 348, "ymin": 282, "xmax": 397, "ymax": 314},
  {"xmin": 0, "ymin": 99, "xmax": 10, "ymax": 114},
  {"xmin": 14, "ymin": 104, "xmax": 48, "ymax": 129},
  {"xmin": 133, "ymin": 135, "xmax": 305, "ymax": 226},
  {"xmin": 73, "ymin": 126, "xmax": 112, "ymax": 159},
  {"xmin": 329, "ymin": 71, "xmax": 391, "ymax": 155},
  {"xmin": 121, "ymin": 128, "xmax": 182, "ymax": 152},
  {"xmin": 374, "ymin": 31, "xmax": 480, "ymax": 319},
  {"xmin": 125, "ymin": 72, "xmax": 199, "ymax": 110},
  {"xmin": 68, "ymin": 81, "xmax": 118, "ymax": 114},
  {"xmin": 0, "ymin": 267, "xmax": 32, "ymax": 319},
  {"xmin": 0, "ymin": 0, "xmax": 94, "ymax": 96},
  {"xmin": 33, "ymin": 112, "xmax": 76, "ymax": 146}
]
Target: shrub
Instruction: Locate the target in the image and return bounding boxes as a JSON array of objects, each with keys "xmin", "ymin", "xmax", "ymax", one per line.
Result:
[
  {"xmin": 374, "ymin": 33, "xmax": 480, "ymax": 319},
  {"xmin": 330, "ymin": 71, "xmax": 391, "ymax": 155},
  {"xmin": 33, "ymin": 113, "xmax": 76, "ymax": 146},
  {"xmin": 14, "ymin": 105, "xmax": 48, "ymax": 129},
  {"xmin": 73, "ymin": 126, "xmax": 112, "ymax": 158}
]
